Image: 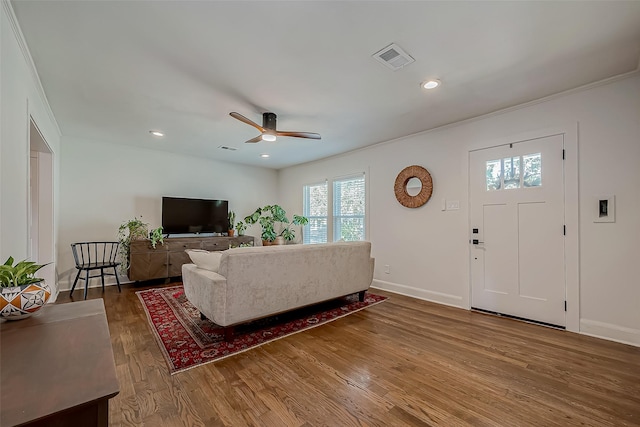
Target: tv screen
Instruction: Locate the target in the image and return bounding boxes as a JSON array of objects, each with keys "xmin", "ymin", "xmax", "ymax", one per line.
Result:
[{"xmin": 162, "ymin": 197, "xmax": 228, "ymax": 234}]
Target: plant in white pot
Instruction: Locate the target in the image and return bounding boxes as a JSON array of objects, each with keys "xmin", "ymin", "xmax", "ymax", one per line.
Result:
[
  {"xmin": 235, "ymin": 220, "xmax": 247, "ymax": 236},
  {"xmin": 0, "ymin": 257, "xmax": 51, "ymax": 320}
]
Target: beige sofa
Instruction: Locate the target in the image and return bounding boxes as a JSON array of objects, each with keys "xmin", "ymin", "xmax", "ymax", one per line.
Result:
[{"xmin": 182, "ymin": 241, "xmax": 375, "ymax": 339}]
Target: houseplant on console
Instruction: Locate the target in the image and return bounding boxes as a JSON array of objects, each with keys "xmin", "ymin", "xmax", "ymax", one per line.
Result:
[
  {"xmin": 236, "ymin": 220, "xmax": 247, "ymax": 236},
  {"xmin": 228, "ymin": 211, "xmax": 236, "ymax": 237},
  {"xmin": 118, "ymin": 217, "xmax": 166, "ymax": 272},
  {"xmin": 244, "ymin": 205, "xmax": 308, "ymax": 245},
  {"xmin": 0, "ymin": 257, "xmax": 51, "ymax": 320},
  {"xmin": 149, "ymin": 226, "xmax": 164, "ymax": 248}
]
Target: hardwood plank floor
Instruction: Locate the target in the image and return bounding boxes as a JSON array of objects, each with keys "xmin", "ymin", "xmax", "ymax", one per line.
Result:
[{"xmin": 56, "ymin": 283, "xmax": 640, "ymax": 426}]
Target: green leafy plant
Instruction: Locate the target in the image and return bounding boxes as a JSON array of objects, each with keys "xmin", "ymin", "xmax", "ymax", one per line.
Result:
[
  {"xmin": 117, "ymin": 217, "xmax": 149, "ymax": 272},
  {"xmin": 149, "ymin": 226, "xmax": 164, "ymax": 249},
  {"xmin": 244, "ymin": 205, "xmax": 308, "ymax": 242},
  {"xmin": 235, "ymin": 220, "xmax": 247, "ymax": 236},
  {"xmin": 280, "ymin": 215, "xmax": 309, "ymax": 241},
  {"xmin": 244, "ymin": 205, "xmax": 282, "ymax": 242},
  {"xmin": 0, "ymin": 257, "xmax": 48, "ymax": 288},
  {"xmin": 228, "ymin": 211, "xmax": 236, "ymax": 231}
]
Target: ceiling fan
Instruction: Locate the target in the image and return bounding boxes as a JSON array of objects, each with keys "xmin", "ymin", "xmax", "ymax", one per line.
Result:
[{"xmin": 229, "ymin": 112, "xmax": 321, "ymax": 143}]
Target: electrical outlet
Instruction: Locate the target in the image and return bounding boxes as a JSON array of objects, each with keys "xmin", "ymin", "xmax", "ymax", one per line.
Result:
[{"xmin": 384, "ymin": 265, "xmax": 390, "ymax": 274}]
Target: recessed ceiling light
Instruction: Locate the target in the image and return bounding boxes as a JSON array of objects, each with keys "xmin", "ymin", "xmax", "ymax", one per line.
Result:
[
  {"xmin": 260, "ymin": 154, "xmax": 270, "ymax": 158},
  {"xmin": 149, "ymin": 130, "xmax": 164, "ymax": 137},
  {"xmin": 421, "ymin": 79, "xmax": 440, "ymax": 90},
  {"xmin": 261, "ymin": 134, "xmax": 276, "ymax": 142}
]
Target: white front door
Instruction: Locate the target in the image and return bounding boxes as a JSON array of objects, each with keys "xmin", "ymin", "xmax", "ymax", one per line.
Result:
[{"xmin": 470, "ymin": 135, "xmax": 565, "ymax": 327}]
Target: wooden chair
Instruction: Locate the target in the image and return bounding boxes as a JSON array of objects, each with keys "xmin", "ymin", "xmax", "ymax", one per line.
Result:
[{"xmin": 70, "ymin": 242, "xmax": 122, "ymax": 299}]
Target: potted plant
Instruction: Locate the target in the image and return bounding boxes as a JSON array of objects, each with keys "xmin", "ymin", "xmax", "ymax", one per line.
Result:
[
  {"xmin": 228, "ymin": 211, "xmax": 236, "ymax": 237},
  {"xmin": 117, "ymin": 217, "xmax": 149, "ymax": 272},
  {"xmin": 244, "ymin": 205, "xmax": 282, "ymax": 245},
  {"xmin": 0, "ymin": 257, "xmax": 51, "ymax": 320},
  {"xmin": 280, "ymin": 215, "xmax": 309, "ymax": 242},
  {"xmin": 244, "ymin": 205, "xmax": 308, "ymax": 245},
  {"xmin": 236, "ymin": 220, "xmax": 247, "ymax": 236},
  {"xmin": 149, "ymin": 226, "xmax": 164, "ymax": 249}
]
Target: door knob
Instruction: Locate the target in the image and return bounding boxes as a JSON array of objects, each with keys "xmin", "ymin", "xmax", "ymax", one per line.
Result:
[{"xmin": 472, "ymin": 239, "xmax": 484, "ymax": 245}]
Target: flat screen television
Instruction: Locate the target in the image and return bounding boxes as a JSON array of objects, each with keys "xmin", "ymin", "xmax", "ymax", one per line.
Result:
[{"xmin": 162, "ymin": 197, "xmax": 228, "ymax": 234}]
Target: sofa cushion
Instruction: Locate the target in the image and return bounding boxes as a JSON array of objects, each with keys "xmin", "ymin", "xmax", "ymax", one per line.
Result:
[{"xmin": 186, "ymin": 249, "xmax": 223, "ymax": 272}]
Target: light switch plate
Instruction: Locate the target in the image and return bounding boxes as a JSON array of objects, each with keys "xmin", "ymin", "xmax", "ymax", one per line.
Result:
[{"xmin": 446, "ymin": 200, "xmax": 460, "ymax": 210}]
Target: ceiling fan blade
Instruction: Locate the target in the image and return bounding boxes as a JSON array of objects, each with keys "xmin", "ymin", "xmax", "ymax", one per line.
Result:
[
  {"xmin": 275, "ymin": 131, "xmax": 322, "ymax": 140},
  {"xmin": 230, "ymin": 112, "xmax": 264, "ymax": 132},
  {"xmin": 245, "ymin": 135, "xmax": 263, "ymax": 143}
]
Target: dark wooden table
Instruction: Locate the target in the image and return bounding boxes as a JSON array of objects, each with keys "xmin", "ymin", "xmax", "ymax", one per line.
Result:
[{"xmin": 1, "ymin": 299, "xmax": 119, "ymax": 426}]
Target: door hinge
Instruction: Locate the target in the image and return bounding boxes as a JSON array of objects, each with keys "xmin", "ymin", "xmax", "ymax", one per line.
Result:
[
  {"xmin": 564, "ymin": 301, "xmax": 567, "ymax": 312},
  {"xmin": 562, "ymin": 149, "xmax": 565, "ymax": 160},
  {"xmin": 563, "ymin": 225, "xmax": 566, "ymax": 235}
]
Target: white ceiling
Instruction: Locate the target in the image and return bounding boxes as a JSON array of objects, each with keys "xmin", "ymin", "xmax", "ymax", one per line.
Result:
[{"xmin": 12, "ymin": 1, "xmax": 640, "ymax": 169}]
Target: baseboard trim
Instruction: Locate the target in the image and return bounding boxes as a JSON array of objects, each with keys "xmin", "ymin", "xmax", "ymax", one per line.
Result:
[
  {"xmin": 371, "ymin": 279, "xmax": 463, "ymax": 309},
  {"xmin": 57, "ymin": 275, "xmax": 131, "ymax": 292},
  {"xmin": 580, "ymin": 319, "xmax": 640, "ymax": 347}
]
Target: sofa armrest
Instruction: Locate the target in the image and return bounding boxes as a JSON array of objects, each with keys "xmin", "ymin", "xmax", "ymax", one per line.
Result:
[{"xmin": 181, "ymin": 264, "xmax": 229, "ymax": 325}]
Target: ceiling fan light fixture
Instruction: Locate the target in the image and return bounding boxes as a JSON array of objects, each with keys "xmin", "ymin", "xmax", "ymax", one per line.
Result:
[
  {"xmin": 230, "ymin": 111, "xmax": 320, "ymax": 143},
  {"xmin": 149, "ymin": 130, "xmax": 164, "ymax": 137},
  {"xmin": 421, "ymin": 79, "xmax": 440, "ymax": 90}
]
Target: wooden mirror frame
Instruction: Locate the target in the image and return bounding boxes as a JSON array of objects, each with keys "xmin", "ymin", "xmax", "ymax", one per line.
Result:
[{"xmin": 394, "ymin": 165, "xmax": 433, "ymax": 208}]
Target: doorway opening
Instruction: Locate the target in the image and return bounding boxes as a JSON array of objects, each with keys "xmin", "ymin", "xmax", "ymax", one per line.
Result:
[{"xmin": 29, "ymin": 119, "xmax": 56, "ymax": 300}]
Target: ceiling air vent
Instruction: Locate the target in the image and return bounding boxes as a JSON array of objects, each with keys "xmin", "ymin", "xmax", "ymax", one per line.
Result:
[
  {"xmin": 372, "ymin": 43, "xmax": 415, "ymax": 71},
  {"xmin": 217, "ymin": 145, "xmax": 237, "ymax": 151}
]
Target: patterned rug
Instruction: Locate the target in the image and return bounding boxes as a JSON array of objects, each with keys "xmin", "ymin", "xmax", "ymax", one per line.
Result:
[{"xmin": 137, "ymin": 285, "xmax": 387, "ymax": 374}]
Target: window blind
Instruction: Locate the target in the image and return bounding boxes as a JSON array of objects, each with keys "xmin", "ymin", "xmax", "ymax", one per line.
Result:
[
  {"xmin": 303, "ymin": 181, "xmax": 328, "ymax": 244},
  {"xmin": 333, "ymin": 173, "xmax": 366, "ymax": 241}
]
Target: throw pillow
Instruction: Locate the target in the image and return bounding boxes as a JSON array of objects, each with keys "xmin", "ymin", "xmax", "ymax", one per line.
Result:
[{"xmin": 186, "ymin": 249, "xmax": 223, "ymax": 272}]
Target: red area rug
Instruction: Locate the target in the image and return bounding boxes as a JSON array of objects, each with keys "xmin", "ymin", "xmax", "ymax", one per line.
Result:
[{"xmin": 137, "ymin": 285, "xmax": 387, "ymax": 374}]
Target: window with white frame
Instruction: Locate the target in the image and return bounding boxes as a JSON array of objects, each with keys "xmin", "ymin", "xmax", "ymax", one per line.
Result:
[
  {"xmin": 333, "ymin": 173, "xmax": 366, "ymax": 241},
  {"xmin": 303, "ymin": 181, "xmax": 328, "ymax": 244},
  {"xmin": 302, "ymin": 173, "xmax": 366, "ymax": 243}
]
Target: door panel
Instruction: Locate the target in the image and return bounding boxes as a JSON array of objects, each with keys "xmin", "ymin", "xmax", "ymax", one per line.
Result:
[
  {"xmin": 518, "ymin": 202, "xmax": 558, "ymax": 300},
  {"xmin": 483, "ymin": 204, "xmax": 514, "ymax": 294},
  {"xmin": 470, "ymin": 135, "xmax": 565, "ymax": 326}
]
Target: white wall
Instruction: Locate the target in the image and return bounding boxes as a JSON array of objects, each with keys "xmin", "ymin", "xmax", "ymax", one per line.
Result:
[
  {"xmin": 57, "ymin": 137, "xmax": 278, "ymax": 290},
  {"xmin": 279, "ymin": 73, "xmax": 640, "ymax": 346},
  {"xmin": 1, "ymin": 1, "xmax": 61, "ymax": 293}
]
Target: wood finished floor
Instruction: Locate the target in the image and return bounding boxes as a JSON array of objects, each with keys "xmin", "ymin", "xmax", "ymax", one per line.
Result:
[{"xmin": 57, "ymin": 283, "xmax": 640, "ymax": 427}]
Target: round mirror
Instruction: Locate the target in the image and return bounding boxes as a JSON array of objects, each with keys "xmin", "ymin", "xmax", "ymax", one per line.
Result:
[
  {"xmin": 406, "ymin": 177, "xmax": 422, "ymax": 196},
  {"xmin": 394, "ymin": 165, "xmax": 433, "ymax": 208}
]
